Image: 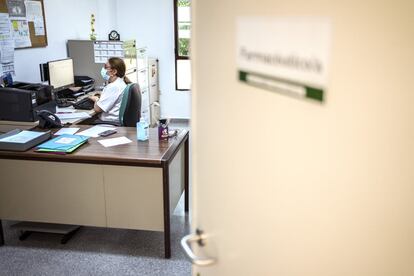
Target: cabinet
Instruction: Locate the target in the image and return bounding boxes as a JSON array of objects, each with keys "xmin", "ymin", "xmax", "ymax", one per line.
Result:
[{"xmin": 137, "ymin": 48, "xmax": 160, "ymax": 126}]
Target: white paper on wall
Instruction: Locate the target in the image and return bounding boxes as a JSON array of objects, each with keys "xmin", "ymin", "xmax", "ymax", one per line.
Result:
[
  {"xmin": 25, "ymin": 0, "xmax": 45, "ymax": 36},
  {"xmin": 0, "ymin": 13, "xmax": 15, "ymax": 75},
  {"xmin": 11, "ymin": 19, "xmax": 31, "ymax": 48}
]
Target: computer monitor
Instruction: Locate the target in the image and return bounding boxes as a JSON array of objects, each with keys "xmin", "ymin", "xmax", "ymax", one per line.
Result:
[{"xmin": 48, "ymin": 58, "xmax": 74, "ymax": 92}]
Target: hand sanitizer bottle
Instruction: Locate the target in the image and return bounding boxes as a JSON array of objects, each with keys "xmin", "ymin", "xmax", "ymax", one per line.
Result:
[{"xmin": 136, "ymin": 117, "xmax": 149, "ymax": 141}]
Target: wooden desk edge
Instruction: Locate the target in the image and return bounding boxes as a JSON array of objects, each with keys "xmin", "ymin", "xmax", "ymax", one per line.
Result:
[
  {"xmin": 161, "ymin": 131, "xmax": 189, "ymax": 165},
  {"xmin": 0, "ymin": 154, "xmax": 163, "ymax": 167},
  {"xmin": 0, "ymin": 130, "xmax": 190, "ymax": 168}
]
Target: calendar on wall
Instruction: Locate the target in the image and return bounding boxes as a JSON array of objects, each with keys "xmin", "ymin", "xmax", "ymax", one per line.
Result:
[{"xmin": 93, "ymin": 41, "xmax": 124, "ymax": 63}]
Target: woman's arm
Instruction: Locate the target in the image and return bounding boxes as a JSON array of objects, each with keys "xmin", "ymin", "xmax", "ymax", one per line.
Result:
[{"xmin": 89, "ymin": 95, "xmax": 103, "ymax": 113}]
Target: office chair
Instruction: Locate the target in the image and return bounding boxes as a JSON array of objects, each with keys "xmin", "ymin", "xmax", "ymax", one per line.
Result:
[
  {"xmin": 118, "ymin": 83, "xmax": 142, "ymax": 127},
  {"xmin": 92, "ymin": 83, "xmax": 141, "ymax": 127}
]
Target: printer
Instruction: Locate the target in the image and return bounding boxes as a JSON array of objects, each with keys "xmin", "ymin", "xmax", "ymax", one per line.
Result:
[{"xmin": 0, "ymin": 82, "xmax": 55, "ymax": 122}]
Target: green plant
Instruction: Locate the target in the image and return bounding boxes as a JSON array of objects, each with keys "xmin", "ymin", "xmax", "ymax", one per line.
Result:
[
  {"xmin": 179, "ymin": 38, "xmax": 190, "ymax": 56},
  {"xmin": 178, "ymin": 0, "xmax": 190, "ymax": 7},
  {"xmin": 90, "ymin": 14, "xmax": 96, "ymax": 40}
]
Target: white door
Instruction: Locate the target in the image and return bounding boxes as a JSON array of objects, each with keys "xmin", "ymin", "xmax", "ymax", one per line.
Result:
[{"xmin": 186, "ymin": 0, "xmax": 414, "ymax": 275}]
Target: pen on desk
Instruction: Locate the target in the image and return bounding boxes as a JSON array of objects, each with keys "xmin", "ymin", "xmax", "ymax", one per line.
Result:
[{"xmin": 56, "ymin": 112, "xmax": 73, "ymax": 114}]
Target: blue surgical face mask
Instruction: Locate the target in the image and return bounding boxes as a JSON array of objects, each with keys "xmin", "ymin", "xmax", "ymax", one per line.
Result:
[{"xmin": 101, "ymin": 67, "xmax": 110, "ymax": 81}]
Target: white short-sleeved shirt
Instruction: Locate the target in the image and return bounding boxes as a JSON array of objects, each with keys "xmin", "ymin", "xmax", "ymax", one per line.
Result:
[{"xmin": 96, "ymin": 77, "xmax": 127, "ymax": 122}]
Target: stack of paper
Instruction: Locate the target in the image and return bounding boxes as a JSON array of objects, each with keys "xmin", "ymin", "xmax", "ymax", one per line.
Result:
[
  {"xmin": 55, "ymin": 112, "xmax": 91, "ymax": 120},
  {"xmin": 36, "ymin": 134, "xmax": 88, "ymax": 154},
  {"xmin": 54, "ymin": 127, "xmax": 80, "ymax": 136}
]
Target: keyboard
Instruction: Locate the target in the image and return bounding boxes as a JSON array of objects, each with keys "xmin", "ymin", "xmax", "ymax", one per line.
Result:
[{"xmin": 73, "ymin": 97, "xmax": 95, "ymax": 110}]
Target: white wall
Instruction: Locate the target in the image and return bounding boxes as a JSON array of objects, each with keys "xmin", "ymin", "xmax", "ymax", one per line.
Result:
[
  {"xmin": 13, "ymin": 0, "xmax": 115, "ymax": 83},
  {"xmin": 115, "ymin": 0, "xmax": 191, "ymax": 119},
  {"xmin": 13, "ymin": 0, "xmax": 189, "ymax": 119},
  {"xmin": 97, "ymin": 0, "xmax": 117, "ymax": 38}
]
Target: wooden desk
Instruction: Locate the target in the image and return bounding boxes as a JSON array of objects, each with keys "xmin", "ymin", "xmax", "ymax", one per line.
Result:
[{"xmin": 0, "ymin": 126, "xmax": 189, "ymax": 258}]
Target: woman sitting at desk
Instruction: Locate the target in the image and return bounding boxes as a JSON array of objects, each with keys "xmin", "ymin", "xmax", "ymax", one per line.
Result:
[{"xmin": 88, "ymin": 57, "xmax": 131, "ymax": 123}]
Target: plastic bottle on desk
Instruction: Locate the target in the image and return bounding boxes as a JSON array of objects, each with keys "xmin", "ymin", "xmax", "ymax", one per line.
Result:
[
  {"xmin": 136, "ymin": 117, "xmax": 149, "ymax": 141},
  {"xmin": 158, "ymin": 119, "xmax": 169, "ymax": 141}
]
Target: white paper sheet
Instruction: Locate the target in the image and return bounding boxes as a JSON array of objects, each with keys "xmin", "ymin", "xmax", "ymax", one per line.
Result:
[
  {"xmin": 25, "ymin": 1, "xmax": 44, "ymax": 35},
  {"xmin": 98, "ymin": 136, "xmax": 132, "ymax": 148},
  {"xmin": 11, "ymin": 19, "xmax": 31, "ymax": 48},
  {"xmin": 56, "ymin": 106, "xmax": 75, "ymax": 113},
  {"xmin": 54, "ymin": 128, "xmax": 80, "ymax": 136},
  {"xmin": 0, "ymin": 13, "xmax": 15, "ymax": 74},
  {"xmin": 1, "ymin": 63, "xmax": 14, "ymax": 75},
  {"xmin": 0, "ymin": 39, "xmax": 14, "ymax": 63},
  {"xmin": 25, "ymin": 1, "xmax": 42, "ymax": 19},
  {"xmin": 55, "ymin": 112, "xmax": 91, "ymax": 120},
  {"xmin": 0, "ymin": 13, "xmax": 12, "ymax": 37},
  {"xmin": 76, "ymin": 126, "xmax": 116, "ymax": 138}
]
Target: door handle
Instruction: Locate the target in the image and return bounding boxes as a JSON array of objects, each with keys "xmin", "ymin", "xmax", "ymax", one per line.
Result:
[{"xmin": 181, "ymin": 229, "xmax": 216, "ymax": 266}]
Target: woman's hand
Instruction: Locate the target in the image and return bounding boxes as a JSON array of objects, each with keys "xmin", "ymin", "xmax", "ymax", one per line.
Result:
[{"xmin": 88, "ymin": 95, "xmax": 103, "ymax": 113}]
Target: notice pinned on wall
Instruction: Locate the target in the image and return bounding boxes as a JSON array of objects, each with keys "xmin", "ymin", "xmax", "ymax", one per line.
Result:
[
  {"xmin": 10, "ymin": 19, "xmax": 30, "ymax": 47},
  {"xmin": 25, "ymin": 0, "xmax": 44, "ymax": 35},
  {"xmin": 0, "ymin": 12, "xmax": 14, "ymax": 75},
  {"xmin": 237, "ymin": 17, "xmax": 332, "ymax": 102},
  {"xmin": 6, "ymin": 0, "xmax": 25, "ymax": 18}
]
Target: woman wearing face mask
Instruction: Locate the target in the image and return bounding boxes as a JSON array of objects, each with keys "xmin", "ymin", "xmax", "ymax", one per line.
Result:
[{"xmin": 89, "ymin": 57, "xmax": 132, "ymax": 123}]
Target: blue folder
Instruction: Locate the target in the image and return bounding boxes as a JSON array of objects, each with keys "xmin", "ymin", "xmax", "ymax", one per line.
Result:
[{"xmin": 37, "ymin": 134, "xmax": 89, "ymax": 153}]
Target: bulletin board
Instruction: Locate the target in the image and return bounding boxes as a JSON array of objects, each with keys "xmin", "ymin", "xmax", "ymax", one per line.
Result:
[{"xmin": 0, "ymin": 0, "xmax": 48, "ymax": 49}]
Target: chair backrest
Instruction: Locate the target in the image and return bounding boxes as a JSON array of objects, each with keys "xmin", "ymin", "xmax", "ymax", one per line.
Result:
[{"xmin": 118, "ymin": 83, "xmax": 141, "ymax": 127}]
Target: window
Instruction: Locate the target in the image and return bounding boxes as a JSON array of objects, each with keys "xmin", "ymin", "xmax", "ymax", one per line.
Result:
[{"xmin": 174, "ymin": 0, "xmax": 191, "ymax": 91}]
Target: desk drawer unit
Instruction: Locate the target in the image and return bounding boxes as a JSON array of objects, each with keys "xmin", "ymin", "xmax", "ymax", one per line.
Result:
[
  {"xmin": 103, "ymin": 165, "xmax": 164, "ymax": 231},
  {"xmin": 0, "ymin": 160, "xmax": 183, "ymax": 232},
  {"xmin": 0, "ymin": 160, "xmax": 106, "ymax": 227}
]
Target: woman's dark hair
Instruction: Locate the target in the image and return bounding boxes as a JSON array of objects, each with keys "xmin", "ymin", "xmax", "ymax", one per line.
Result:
[{"xmin": 108, "ymin": 57, "xmax": 132, "ymax": 84}]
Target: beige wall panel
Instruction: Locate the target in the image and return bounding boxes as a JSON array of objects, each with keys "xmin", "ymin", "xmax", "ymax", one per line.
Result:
[
  {"xmin": 0, "ymin": 160, "xmax": 106, "ymax": 227},
  {"xmin": 103, "ymin": 165, "xmax": 164, "ymax": 231},
  {"xmin": 169, "ymin": 147, "xmax": 185, "ymax": 212},
  {"xmin": 192, "ymin": 0, "xmax": 414, "ymax": 275}
]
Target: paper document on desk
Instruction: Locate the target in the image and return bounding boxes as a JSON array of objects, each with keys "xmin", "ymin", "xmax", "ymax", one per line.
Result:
[
  {"xmin": 98, "ymin": 136, "xmax": 132, "ymax": 148},
  {"xmin": 56, "ymin": 106, "xmax": 75, "ymax": 113},
  {"xmin": 56, "ymin": 112, "xmax": 91, "ymax": 120},
  {"xmin": 76, "ymin": 126, "xmax": 116, "ymax": 138},
  {"xmin": 55, "ymin": 128, "xmax": 80, "ymax": 136}
]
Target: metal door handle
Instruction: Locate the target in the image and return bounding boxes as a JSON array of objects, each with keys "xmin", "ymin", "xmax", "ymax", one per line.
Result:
[{"xmin": 181, "ymin": 229, "xmax": 216, "ymax": 266}]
